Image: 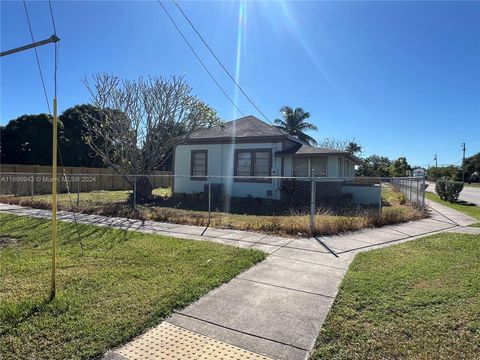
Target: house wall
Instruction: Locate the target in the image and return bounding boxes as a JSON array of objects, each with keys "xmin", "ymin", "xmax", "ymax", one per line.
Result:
[
  {"xmin": 174, "ymin": 142, "xmax": 283, "ymax": 199},
  {"xmin": 284, "ymin": 155, "xmax": 355, "ymax": 178},
  {"xmin": 341, "ymin": 185, "xmax": 380, "ymax": 205}
]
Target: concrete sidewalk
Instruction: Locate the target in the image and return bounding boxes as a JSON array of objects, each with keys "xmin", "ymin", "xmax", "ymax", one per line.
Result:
[{"xmin": 0, "ymin": 201, "xmax": 477, "ymax": 360}]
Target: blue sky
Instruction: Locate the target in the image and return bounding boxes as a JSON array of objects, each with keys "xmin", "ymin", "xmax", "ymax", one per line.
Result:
[{"xmin": 1, "ymin": 0, "xmax": 479, "ymax": 168}]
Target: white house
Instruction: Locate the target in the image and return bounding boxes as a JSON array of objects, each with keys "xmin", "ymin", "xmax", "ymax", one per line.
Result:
[{"xmin": 172, "ymin": 116, "xmax": 378, "ymax": 205}]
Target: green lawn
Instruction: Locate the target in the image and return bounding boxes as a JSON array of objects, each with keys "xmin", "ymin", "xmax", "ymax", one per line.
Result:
[
  {"xmin": 425, "ymin": 192, "xmax": 480, "ymax": 221},
  {"xmin": 0, "ymin": 214, "xmax": 265, "ymax": 359},
  {"xmin": 310, "ymin": 232, "xmax": 480, "ymax": 360}
]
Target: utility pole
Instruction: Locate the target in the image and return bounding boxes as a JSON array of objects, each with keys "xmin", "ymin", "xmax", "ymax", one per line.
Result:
[
  {"xmin": 0, "ymin": 35, "xmax": 59, "ymax": 57},
  {"xmin": 462, "ymin": 143, "xmax": 466, "ymax": 183},
  {"xmin": 434, "ymin": 154, "xmax": 438, "ymax": 180},
  {"xmin": 1, "ymin": 35, "xmax": 60, "ymax": 300}
]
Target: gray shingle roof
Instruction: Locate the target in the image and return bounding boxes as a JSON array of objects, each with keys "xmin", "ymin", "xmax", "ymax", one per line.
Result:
[
  {"xmin": 183, "ymin": 115, "xmax": 287, "ymax": 140},
  {"xmin": 275, "ymin": 143, "xmax": 363, "ymax": 164},
  {"xmin": 180, "ymin": 115, "xmax": 362, "ymax": 164}
]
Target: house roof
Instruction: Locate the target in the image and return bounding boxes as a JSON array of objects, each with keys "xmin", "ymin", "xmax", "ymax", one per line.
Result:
[
  {"xmin": 182, "ymin": 115, "xmax": 288, "ymax": 141},
  {"xmin": 180, "ymin": 115, "xmax": 362, "ymax": 163},
  {"xmin": 275, "ymin": 143, "xmax": 363, "ymax": 164}
]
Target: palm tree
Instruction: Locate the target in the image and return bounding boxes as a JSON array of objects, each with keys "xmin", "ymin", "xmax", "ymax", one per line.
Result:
[
  {"xmin": 345, "ymin": 140, "xmax": 362, "ymax": 155},
  {"xmin": 274, "ymin": 106, "xmax": 318, "ymax": 146}
]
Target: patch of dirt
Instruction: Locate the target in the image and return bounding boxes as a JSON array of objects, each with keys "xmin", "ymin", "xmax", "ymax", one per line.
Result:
[{"xmin": 0, "ymin": 235, "xmax": 20, "ymax": 247}]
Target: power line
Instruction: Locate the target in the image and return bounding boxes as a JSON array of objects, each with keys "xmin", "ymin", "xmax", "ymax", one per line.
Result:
[
  {"xmin": 46, "ymin": 0, "xmax": 83, "ymax": 250},
  {"xmin": 23, "ymin": 0, "xmax": 84, "ymax": 253},
  {"xmin": 48, "ymin": 0, "xmax": 58, "ymax": 98},
  {"xmin": 22, "ymin": 0, "xmax": 51, "ymax": 114},
  {"xmin": 157, "ymin": 1, "xmax": 245, "ymax": 116},
  {"xmin": 48, "ymin": 0, "xmax": 57, "ymax": 35},
  {"xmin": 173, "ymin": 1, "xmax": 274, "ymax": 125}
]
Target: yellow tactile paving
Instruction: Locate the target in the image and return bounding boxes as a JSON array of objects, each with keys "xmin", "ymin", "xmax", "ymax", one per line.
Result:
[{"xmin": 115, "ymin": 321, "xmax": 272, "ymax": 360}]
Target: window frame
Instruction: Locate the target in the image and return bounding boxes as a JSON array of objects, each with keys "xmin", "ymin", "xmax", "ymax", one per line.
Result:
[
  {"xmin": 293, "ymin": 157, "xmax": 328, "ymax": 177},
  {"xmin": 234, "ymin": 148, "xmax": 272, "ymax": 183},
  {"xmin": 190, "ymin": 149, "xmax": 208, "ymax": 180}
]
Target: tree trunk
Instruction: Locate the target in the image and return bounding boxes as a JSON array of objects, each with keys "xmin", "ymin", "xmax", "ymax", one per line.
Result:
[{"xmin": 134, "ymin": 176, "xmax": 153, "ymax": 203}]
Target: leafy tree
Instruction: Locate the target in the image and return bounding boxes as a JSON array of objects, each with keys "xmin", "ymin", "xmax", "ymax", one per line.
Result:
[
  {"xmin": 426, "ymin": 165, "xmax": 461, "ymax": 181},
  {"xmin": 58, "ymin": 104, "xmax": 107, "ymax": 167},
  {"xmin": 319, "ymin": 138, "xmax": 348, "ymax": 150},
  {"xmin": 0, "ymin": 114, "xmax": 59, "ymax": 165},
  {"xmin": 318, "ymin": 137, "xmax": 362, "ymax": 155},
  {"xmin": 345, "ymin": 140, "xmax": 362, "ymax": 155},
  {"xmin": 82, "ymin": 73, "xmax": 221, "ymax": 201},
  {"xmin": 389, "ymin": 157, "xmax": 411, "ymax": 177},
  {"xmin": 356, "ymin": 155, "xmax": 392, "ymax": 177},
  {"xmin": 463, "ymin": 152, "xmax": 480, "ymax": 183},
  {"xmin": 274, "ymin": 106, "xmax": 318, "ymax": 145}
]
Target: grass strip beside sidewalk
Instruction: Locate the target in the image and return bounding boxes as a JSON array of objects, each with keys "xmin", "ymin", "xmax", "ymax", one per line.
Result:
[
  {"xmin": 310, "ymin": 232, "xmax": 480, "ymax": 359},
  {"xmin": 0, "ymin": 213, "xmax": 265, "ymax": 359}
]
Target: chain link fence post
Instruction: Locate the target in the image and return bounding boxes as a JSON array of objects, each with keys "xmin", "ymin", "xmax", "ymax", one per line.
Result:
[
  {"xmin": 30, "ymin": 175, "xmax": 34, "ymax": 199},
  {"xmin": 309, "ymin": 169, "xmax": 316, "ymax": 236},
  {"xmin": 378, "ymin": 177, "xmax": 382, "ymax": 215},
  {"xmin": 415, "ymin": 178, "xmax": 420, "ymax": 207},
  {"xmin": 422, "ymin": 175, "xmax": 426, "ymax": 210},
  {"xmin": 208, "ymin": 180, "xmax": 211, "ymax": 227}
]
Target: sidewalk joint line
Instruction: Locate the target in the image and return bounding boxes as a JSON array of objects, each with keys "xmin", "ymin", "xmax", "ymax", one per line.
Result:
[
  {"xmin": 426, "ymin": 205, "xmax": 460, "ymax": 226},
  {"xmin": 269, "ymin": 238, "xmax": 297, "ymax": 255},
  {"xmin": 237, "ymin": 277, "xmax": 336, "ymax": 299},
  {"xmin": 270, "ymin": 254, "xmax": 349, "ymax": 270},
  {"xmin": 173, "ymin": 312, "xmax": 310, "ymax": 352}
]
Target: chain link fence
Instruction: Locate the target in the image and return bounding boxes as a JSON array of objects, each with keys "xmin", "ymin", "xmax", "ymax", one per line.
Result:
[
  {"xmin": 0, "ymin": 171, "xmax": 425, "ymax": 236},
  {"xmin": 388, "ymin": 176, "xmax": 426, "ymax": 209}
]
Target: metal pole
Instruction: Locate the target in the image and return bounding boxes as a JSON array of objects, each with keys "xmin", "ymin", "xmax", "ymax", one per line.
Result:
[
  {"xmin": 379, "ymin": 177, "xmax": 382, "ymax": 215},
  {"xmin": 309, "ymin": 169, "xmax": 316, "ymax": 236},
  {"xmin": 422, "ymin": 175, "xmax": 426, "ymax": 210},
  {"xmin": 0, "ymin": 34, "xmax": 60, "ymax": 57},
  {"xmin": 50, "ymin": 97, "xmax": 58, "ymax": 301},
  {"xmin": 415, "ymin": 179, "xmax": 420, "ymax": 207},
  {"xmin": 208, "ymin": 181, "xmax": 211, "ymax": 226},
  {"xmin": 462, "ymin": 142, "xmax": 466, "ymax": 183},
  {"xmin": 31, "ymin": 176, "xmax": 34, "ymax": 199}
]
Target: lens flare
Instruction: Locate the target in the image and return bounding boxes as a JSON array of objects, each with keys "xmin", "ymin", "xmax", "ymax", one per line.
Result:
[{"xmin": 225, "ymin": 1, "xmax": 247, "ymax": 211}]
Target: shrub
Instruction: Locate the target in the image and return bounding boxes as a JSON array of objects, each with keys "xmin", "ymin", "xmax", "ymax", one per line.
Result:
[{"xmin": 435, "ymin": 177, "xmax": 464, "ymax": 203}]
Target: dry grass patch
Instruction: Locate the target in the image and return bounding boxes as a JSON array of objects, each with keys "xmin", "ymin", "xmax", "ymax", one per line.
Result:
[{"xmin": 0, "ymin": 186, "xmax": 426, "ymax": 237}]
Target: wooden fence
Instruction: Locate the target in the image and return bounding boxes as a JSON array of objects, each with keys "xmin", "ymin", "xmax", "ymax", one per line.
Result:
[{"xmin": 0, "ymin": 164, "xmax": 172, "ymax": 196}]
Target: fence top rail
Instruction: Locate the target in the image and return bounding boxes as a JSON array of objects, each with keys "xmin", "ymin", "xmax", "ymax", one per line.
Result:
[{"xmin": 0, "ymin": 172, "xmax": 385, "ymax": 181}]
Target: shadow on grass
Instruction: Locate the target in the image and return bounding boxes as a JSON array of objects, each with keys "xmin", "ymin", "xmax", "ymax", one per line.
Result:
[
  {"xmin": 455, "ymin": 200, "xmax": 477, "ymax": 207},
  {"xmin": 0, "ymin": 296, "xmax": 72, "ymax": 337}
]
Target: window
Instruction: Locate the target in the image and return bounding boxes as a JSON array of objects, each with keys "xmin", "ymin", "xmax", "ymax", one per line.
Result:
[
  {"xmin": 311, "ymin": 158, "xmax": 327, "ymax": 177},
  {"xmin": 191, "ymin": 150, "xmax": 207, "ymax": 179},
  {"xmin": 293, "ymin": 157, "xmax": 327, "ymax": 177},
  {"xmin": 234, "ymin": 149, "xmax": 271, "ymax": 182},
  {"xmin": 338, "ymin": 158, "xmax": 344, "ymax": 177},
  {"xmin": 293, "ymin": 158, "xmax": 308, "ymax": 177}
]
